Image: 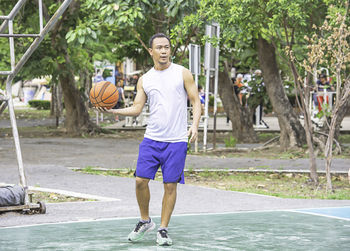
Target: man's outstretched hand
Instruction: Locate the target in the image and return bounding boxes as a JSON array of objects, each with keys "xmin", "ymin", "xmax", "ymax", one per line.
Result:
[{"xmin": 187, "ymin": 125, "xmax": 198, "ymax": 143}]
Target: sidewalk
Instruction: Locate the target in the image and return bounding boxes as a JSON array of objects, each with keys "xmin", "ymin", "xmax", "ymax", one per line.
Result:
[{"xmin": 105, "ymin": 115, "xmax": 350, "ymax": 132}]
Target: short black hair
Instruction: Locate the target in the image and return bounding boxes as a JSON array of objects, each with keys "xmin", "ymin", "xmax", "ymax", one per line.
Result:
[
  {"xmin": 149, "ymin": 33, "xmax": 171, "ymax": 48},
  {"xmin": 320, "ymin": 74, "xmax": 327, "ymax": 79}
]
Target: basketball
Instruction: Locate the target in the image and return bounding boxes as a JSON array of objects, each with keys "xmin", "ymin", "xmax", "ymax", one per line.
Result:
[{"xmin": 89, "ymin": 81, "xmax": 119, "ymax": 109}]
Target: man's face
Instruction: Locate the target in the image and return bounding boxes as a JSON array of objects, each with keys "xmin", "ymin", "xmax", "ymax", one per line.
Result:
[
  {"xmin": 149, "ymin": 37, "xmax": 171, "ymax": 65},
  {"xmin": 320, "ymin": 77, "xmax": 327, "ymax": 83}
]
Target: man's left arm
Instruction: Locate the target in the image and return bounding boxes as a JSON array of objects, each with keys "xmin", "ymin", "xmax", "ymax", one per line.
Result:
[{"xmin": 183, "ymin": 68, "xmax": 201, "ymax": 143}]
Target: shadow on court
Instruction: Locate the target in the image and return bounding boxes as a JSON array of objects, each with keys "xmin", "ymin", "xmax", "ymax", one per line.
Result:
[{"xmin": 1, "ymin": 208, "xmax": 349, "ymax": 251}]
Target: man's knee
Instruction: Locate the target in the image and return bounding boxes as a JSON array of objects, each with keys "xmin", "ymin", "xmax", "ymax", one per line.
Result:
[
  {"xmin": 136, "ymin": 177, "xmax": 150, "ymax": 190},
  {"xmin": 164, "ymin": 183, "xmax": 177, "ymax": 195}
]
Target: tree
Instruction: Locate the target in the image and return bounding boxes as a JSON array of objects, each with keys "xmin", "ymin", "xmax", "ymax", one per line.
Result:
[
  {"xmin": 289, "ymin": 4, "xmax": 350, "ymax": 190},
  {"xmin": 79, "ymin": 0, "xmax": 200, "ymax": 62},
  {"xmin": 0, "ymin": 1, "xmax": 139, "ymax": 134},
  {"xmin": 36, "ymin": 1, "xmax": 97, "ymax": 134},
  {"xmin": 0, "ymin": 1, "xmax": 98, "ymax": 134},
  {"xmin": 197, "ymin": 0, "xmax": 342, "ymax": 148}
]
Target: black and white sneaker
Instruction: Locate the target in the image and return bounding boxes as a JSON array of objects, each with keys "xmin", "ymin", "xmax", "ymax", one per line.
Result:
[
  {"xmin": 156, "ymin": 229, "xmax": 173, "ymax": 246},
  {"xmin": 128, "ymin": 218, "xmax": 156, "ymax": 242}
]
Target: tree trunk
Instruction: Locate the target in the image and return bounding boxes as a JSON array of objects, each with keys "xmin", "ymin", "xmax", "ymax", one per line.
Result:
[
  {"xmin": 305, "ymin": 118, "xmax": 318, "ymax": 183},
  {"xmin": 84, "ymin": 68, "xmax": 93, "ymax": 108},
  {"xmin": 324, "ymin": 115, "xmax": 336, "ymax": 192},
  {"xmin": 289, "ymin": 63, "xmax": 318, "ymax": 183},
  {"xmin": 50, "ymin": 80, "xmax": 56, "ymax": 117},
  {"xmin": 334, "ymin": 97, "xmax": 350, "ymax": 139},
  {"xmin": 257, "ymin": 37, "xmax": 305, "ymax": 149},
  {"xmin": 218, "ymin": 61, "xmax": 257, "ymax": 143},
  {"xmin": 58, "ymin": 56, "xmax": 95, "ymax": 135}
]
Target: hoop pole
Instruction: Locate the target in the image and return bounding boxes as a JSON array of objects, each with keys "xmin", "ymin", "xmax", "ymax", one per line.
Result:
[
  {"xmin": 8, "ymin": 20, "xmax": 15, "ymax": 71},
  {"xmin": 6, "ymin": 78, "xmax": 29, "ymax": 206},
  {"xmin": 38, "ymin": 0, "xmax": 44, "ymax": 32},
  {"xmin": 212, "ymin": 24, "xmax": 220, "ymax": 149},
  {"xmin": 2, "ymin": 0, "xmax": 73, "ymax": 207}
]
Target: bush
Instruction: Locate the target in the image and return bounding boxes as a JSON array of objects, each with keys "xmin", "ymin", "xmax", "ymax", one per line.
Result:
[
  {"xmin": 224, "ymin": 136, "xmax": 237, "ymax": 148},
  {"xmin": 209, "ymin": 95, "xmax": 214, "ymax": 106},
  {"xmin": 28, "ymin": 100, "xmax": 50, "ymax": 110}
]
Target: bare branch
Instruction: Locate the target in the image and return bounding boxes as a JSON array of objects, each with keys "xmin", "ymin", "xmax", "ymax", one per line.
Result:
[
  {"xmin": 131, "ymin": 28, "xmax": 149, "ymax": 52},
  {"xmin": 315, "ymin": 131, "xmax": 342, "ymax": 154}
]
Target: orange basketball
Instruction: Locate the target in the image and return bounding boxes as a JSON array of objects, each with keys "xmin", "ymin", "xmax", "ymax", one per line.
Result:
[{"xmin": 89, "ymin": 81, "xmax": 119, "ymax": 109}]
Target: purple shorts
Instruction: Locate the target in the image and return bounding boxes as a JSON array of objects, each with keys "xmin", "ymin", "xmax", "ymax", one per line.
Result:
[{"xmin": 135, "ymin": 138, "xmax": 187, "ymax": 184}]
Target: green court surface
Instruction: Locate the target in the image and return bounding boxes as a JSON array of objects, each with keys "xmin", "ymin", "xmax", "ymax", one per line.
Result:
[{"xmin": 1, "ymin": 209, "xmax": 349, "ymax": 251}]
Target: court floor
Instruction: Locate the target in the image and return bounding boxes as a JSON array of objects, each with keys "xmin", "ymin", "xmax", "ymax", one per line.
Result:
[{"xmin": 1, "ymin": 207, "xmax": 349, "ymax": 251}]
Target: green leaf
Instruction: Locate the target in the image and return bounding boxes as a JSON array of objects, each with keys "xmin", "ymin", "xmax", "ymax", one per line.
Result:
[
  {"xmin": 56, "ymin": 56, "xmax": 65, "ymax": 64},
  {"xmin": 91, "ymin": 31, "xmax": 97, "ymax": 39},
  {"xmin": 78, "ymin": 36, "xmax": 85, "ymax": 44}
]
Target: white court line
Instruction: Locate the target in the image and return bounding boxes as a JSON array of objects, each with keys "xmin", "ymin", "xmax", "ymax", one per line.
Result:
[
  {"xmin": 290, "ymin": 205, "xmax": 350, "ymax": 210},
  {"xmin": 1, "ymin": 183, "xmax": 120, "ymax": 202},
  {"xmin": 2, "ymin": 206, "xmax": 350, "ymax": 229},
  {"xmin": 288, "ymin": 208, "xmax": 350, "ymax": 222}
]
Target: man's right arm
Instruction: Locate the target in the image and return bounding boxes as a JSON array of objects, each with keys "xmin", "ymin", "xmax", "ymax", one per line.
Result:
[{"xmin": 99, "ymin": 77, "xmax": 146, "ymax": 116}]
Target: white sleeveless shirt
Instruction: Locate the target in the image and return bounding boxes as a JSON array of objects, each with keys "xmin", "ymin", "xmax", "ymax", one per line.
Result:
[{"xmin": 142, "ymin": 63, "xmax": 188, "ymax": 142}]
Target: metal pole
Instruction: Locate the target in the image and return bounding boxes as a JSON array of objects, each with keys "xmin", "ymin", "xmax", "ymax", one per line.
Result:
[
  {"xmin": 0, "ymin": 71, "xmax": 13, "ymax": 75},
  {"xmin": 0, "ymin": 98, "xmax": 8, "ymax": 115},
  {"xmin": 8, "ymin": 20, "xmax": 15, "ymax": 71},
  {"xmin": 255, "ymin": 105, "xmax": 260, "ymax": 127},
  {"xmin": 194, "ymin": 45, "xmax": 199, "ymax": 153},
  {"xmin": 6, "ymin": 78, "xmax": 29, "ymax": 206},
  {"xmin": 0, "ymin": 34, "xmax": 40, "ymax": 38},
  {"xmin": 203, "ymin": 26, "xmax": 212, "ymax": 152},
  {"xmin": 212, "ymin": 24, "xmax": 220, "ymax": 149},
  {"xmin": 38, "ymin": 0, "xmax": 44, "ymax": 32},
  {"xmin": 203, "ymin": 71, "xmax": 210, "ymax": 152},
  {"xmin": 194, "ymin": 70, "xmax": 199, "ymax": 152}
]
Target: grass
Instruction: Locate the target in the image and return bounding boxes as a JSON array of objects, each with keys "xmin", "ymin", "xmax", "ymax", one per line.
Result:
[
  {"xmin": 339, "ymin": 134, "xmax": 350, "ymax": 144},
  {"xmin": 257, "ymin": 132, "xmax": 279, "ymax": 142},
  {"xmin": 77, "ymin": 167, "xmax": 350, "ymax": 200},
  {"xmin": 224, "ymin": 136, "xmax": 237, "ymax": 147},
  {"xmin": 195, "ymin": 172, "xmax": 350, "ymax": 200},
  {"xmin": 0, "ymin": 125, "xmax": 65, "ymax": 138},
  {"xmin": 0, "ymin": 108, "xmax": 51, "ymax": 120},
  {"xmin": 30, "ymin": 191, "xmax": 94, "ymax": 203},
  {"xmin": 211, "ymin": 145, "xmax": 350, "ymax": 159}
]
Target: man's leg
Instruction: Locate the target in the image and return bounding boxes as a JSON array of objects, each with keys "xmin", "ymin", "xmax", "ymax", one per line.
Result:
[
  {"xmin": 157, "ymin": 141, "xmax": 186, "ymax": 246},
  {"xmin": 128, "ymin": 176, "xmax": 155, "ymax": 242},
  {"xmin": 160, "ymin": 182, "xmax": 177, "ymax": 228},
  {"xmin": 156, "ymin": 182, "xmax": 177, "ymax": 246},
  {"xmin": 135, "ymin": 177, "xmax": 151, "ymax": 220}
]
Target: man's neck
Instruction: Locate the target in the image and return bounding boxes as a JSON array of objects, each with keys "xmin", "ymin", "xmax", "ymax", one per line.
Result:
[{"xmin": 154, "ymin": 62, "xmax": 171, "ymax": 71}]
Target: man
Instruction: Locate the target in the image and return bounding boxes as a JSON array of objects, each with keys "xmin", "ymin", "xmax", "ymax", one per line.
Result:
[
  {"xmin": 315, "ymin": 74, "xmax": 334, "ymax": 112},
  {"xmin": 97, "ymin": 33, "xmax": 201, "ymax": 246},
  {"xmin": 93, "ymin": 69, "xmax": 104, "ymax": 83},
  {"xmin": 248, "ymin": 69, "xmax": 266, "ymax": 125},
  {"xmin": 234, "ymin": 74, "xmax": 244, "ymax": 105}
]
